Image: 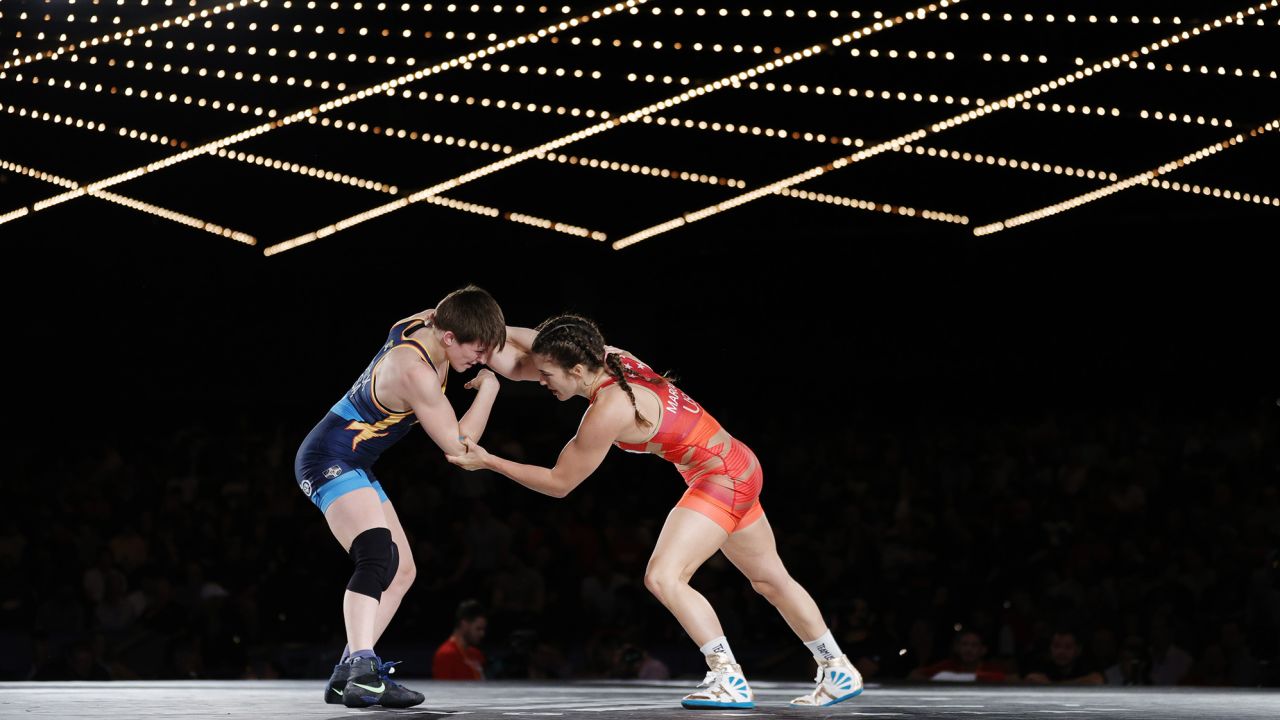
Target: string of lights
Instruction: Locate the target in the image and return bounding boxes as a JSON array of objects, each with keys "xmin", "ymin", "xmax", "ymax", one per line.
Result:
[
  {"xmin": 539, "ymin": 150, "xmax": 744, "ymax": 188},
  {"xmin": 644, "ymin": 113, "xmax": 864, "ymax": 147},
  {"xmin": 1130, "ymin": 60, "xmax": 1278, "ymax": 81},
  {"xmin": 53, "ymin": 52, "xmax": 350, "ymax": 93},
  {"xmin": 772, "ymin": 187, "xmax": 968, "ymax": 224},
  {"xmin": 849, "ymin": 48, "xmax": 1038, "ymax": 63},
  {"xmin": 845, "ymin": 49, "xmax": 1278, "ymax": 82},
  {"xmin": 0, "ymin": 157, "xmax": 257, "ymax": 241},
  {"xmin": 3, "ymin": 67, "xmax": 281, "ymax": 116},
  {"xmin": 972, "ymin": 119, "xmax": 1280, "ymax": 236},
  {"xmin": 1, "ymin": 98, "xmax": 191, "ymax": 149},
  {"xmin": 896, "ymin": 144, "xmax": 1119, "ymax": 183},
  {"xmin": 101, "ymin": 26, "xmax": 497, "ymax": 68},
  {"xmin": 405, "ymin": 88, "xmax": 611, "ymax": 118},
  {"xmin": 934, "ymin": 10, "xmax": 1187, "ymax": 25},
  {"xmin": 310, "ymin": 112, "xmax": 512, "ymax": 152},
  {"xmin": 3, "ymin": 0, "xmax": 265, "ymax": 71},
  {"xmin": 729, "ymin": 81, "xmax": 1238, "ymax": 129},
  {"xmin": 265, "ymin": 0, "xmax": 963, "ymax": 254},
  {"xmin": 610, "ymin": 1, "xmax": 1279, "ymax": 250},
  {"xmin": 0, "ymin": 0, "xmax": 648, "ymax": 228},
  {"xmin": 463, "ymin": 60, "xmax": 607, "ymax": 81},
  {"xmin": 277, "ymin": 1, "xmax": 575, "ymax": 15}
]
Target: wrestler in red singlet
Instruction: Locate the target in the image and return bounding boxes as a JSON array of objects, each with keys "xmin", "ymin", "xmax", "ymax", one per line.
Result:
[{"xmin": 451, "ymin": 313, "xmax": 865, "ymax": 710}]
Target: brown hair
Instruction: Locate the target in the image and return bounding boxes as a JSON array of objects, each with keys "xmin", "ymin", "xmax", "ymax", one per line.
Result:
[{"xmin": 434, "ymin": 285, "xmax": 506, "ymax": 352}]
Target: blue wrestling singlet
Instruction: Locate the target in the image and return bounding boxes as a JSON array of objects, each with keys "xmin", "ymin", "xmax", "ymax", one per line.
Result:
[{"xmin": 293, "ymin": 317, "xmax": 446, "ymax": 512}]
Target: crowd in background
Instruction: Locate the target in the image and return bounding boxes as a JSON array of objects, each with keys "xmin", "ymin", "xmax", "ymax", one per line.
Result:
[{"xmin": 3, "ymin": 395, "xmax": 1276, "ymax": 687}]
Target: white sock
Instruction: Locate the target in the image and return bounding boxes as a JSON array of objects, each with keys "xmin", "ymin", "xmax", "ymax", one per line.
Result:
[
  {"xmin": 699, "ymin": 636, "xmax": 737, "ymax": 665},
  {"xmin": 804, "ymin": 630, "xmax": 843, "ymax": 661}
]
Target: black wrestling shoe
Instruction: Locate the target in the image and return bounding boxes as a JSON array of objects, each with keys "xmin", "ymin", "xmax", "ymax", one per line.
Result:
[
  {"xmin": 342, "ymin": 657, "xmax": 425, "ymax": 709},
  {"xmin": 324, "ymin": 662, "xmax": 348, "ymax": 704},
  {"xmin": 371, "ymin": 660, "xmax": 426, "ymax": 709}
]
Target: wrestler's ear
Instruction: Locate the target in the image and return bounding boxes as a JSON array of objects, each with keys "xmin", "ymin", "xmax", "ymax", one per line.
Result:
[{"xmin": 568, "ymin": 363, "xmax": 587, "ymax": 380}]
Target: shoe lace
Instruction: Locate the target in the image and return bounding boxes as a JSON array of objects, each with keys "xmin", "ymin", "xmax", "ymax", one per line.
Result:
[
  {"xmin": 812, "ymin": 663, "xmax": 827, "ymax": 684},
  {"xmin": 377, "ymin": 660, "xmax": 405, "ymax": 687}
]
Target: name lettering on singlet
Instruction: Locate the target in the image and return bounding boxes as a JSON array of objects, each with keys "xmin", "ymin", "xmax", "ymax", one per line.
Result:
[{"xmin": 665, "ymin": 383, "xmax": 701, "ymax": 415}]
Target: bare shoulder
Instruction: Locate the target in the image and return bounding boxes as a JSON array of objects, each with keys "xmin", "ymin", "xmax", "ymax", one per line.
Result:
[
  {"xmin": 585, "ymin": 386, "xmax": 637, "ymax": 426},
  {"xmin": 380, "ymin": 346, "xmax": 441, "ymax": 402}
]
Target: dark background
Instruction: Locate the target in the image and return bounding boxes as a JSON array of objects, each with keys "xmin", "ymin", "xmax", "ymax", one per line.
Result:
[{"xmin": 1, "ymin": 0, "xmax": 1277, "ymax": 688}]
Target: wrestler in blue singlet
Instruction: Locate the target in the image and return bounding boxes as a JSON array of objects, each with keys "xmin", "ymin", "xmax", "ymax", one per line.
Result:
[{"xmin": 294, "ymin": 317, "xmax": 445, "ymax": 512}]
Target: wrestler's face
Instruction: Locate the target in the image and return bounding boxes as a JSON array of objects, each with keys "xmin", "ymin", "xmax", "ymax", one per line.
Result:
[
  {"xmin": 534, "ymin": 354, "xmax": 578, "ymax": 401},
  {"xmin": 444, "ymin": 333, "xmax": 490, "ymax": 371}
]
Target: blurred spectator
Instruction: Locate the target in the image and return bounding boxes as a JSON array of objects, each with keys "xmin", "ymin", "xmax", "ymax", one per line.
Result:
[
  {"xmin": 1023, "ymin": 630, "xmax": 1104, "ymax": 685},
  {"xmin": 910, "ymin": 630, "xmax": 1007, "ymax": 682},
  {"xmin": 433, "ymin": 600, "xmax": 487, "ymax": 680},
  {"xmin": 609, "ymin": 643, "xmax": 670, "ymax": 680},
  {"xmin": 1105, "ymin": 635, "xmax": 1150, "ymax": 685},
  {"xmin": 1147, "ymin": 616, "xmax": 1193, "ymax": 686}
]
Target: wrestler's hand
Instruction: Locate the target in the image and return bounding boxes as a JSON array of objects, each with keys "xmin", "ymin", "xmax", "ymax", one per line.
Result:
[
  {"xmin": 422, "ymin": 308, "xmax": 436, "ymax": 327},
  {"xmin": 464, "ymin": 368, "xmax": 497, "ymax": 391},
  {"xmin": 446, "ymin": 437, "xmax": 490, "ymax": 471}
]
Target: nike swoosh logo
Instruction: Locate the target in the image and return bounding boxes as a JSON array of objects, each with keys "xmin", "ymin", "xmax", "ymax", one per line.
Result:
[
  {"xmin": 331, "ymin": 688, "xmax": 342, "ymax": 696},
  {"xmin": 352, "ymin": 682, "xmax": 385, "ymax": 693}
]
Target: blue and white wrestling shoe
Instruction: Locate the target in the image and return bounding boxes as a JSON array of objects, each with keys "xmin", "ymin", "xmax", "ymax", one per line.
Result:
[
  {"xmin": 790, "ymin": 654, "xmax": 864, "ymax": 707},
  {"xmin": 681, "ymin": 653, "xmax": 755, "ymax": 709}
]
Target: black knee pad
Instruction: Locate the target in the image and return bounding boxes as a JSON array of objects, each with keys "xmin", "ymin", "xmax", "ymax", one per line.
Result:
[{"xmin": 347, "ymin": 527, "xmax": 399, "ymax": 600}]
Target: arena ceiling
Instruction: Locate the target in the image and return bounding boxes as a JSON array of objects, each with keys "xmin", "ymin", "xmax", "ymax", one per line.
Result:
[{"xmin": 1, "ymin": 0, "xmax": 1277, "ymax": 254}]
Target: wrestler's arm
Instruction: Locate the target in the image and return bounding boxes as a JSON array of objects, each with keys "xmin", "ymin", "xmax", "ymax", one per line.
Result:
[
  {"xmin": 485, "ymin": 325, "xmax": 541, "ymax": 382},
  {"xmin": 393, "ymin": 361, "xmax": 498, "ymax": 455},
  {"xmin": 446, "ymin": 393, "xmax": 631, "ymax": 497}
]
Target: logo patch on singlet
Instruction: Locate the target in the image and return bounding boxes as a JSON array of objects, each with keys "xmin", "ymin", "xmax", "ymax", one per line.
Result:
[
  {"xmin": 324, "ymin": 465, "xmax": 343, "ymax": 480},
  {"xmin": 300, "ymin": 480, "xmax": 313, "ymax": 497}
]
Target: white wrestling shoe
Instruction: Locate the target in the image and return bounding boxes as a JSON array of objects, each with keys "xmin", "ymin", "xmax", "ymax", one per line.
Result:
[
  {"xmin": 681, "ymin": 653, "xmax": 755, "ymax": 709},
  {"xmin": 790, "ymin": 654, "xmax": 864, "ymax": 707}
]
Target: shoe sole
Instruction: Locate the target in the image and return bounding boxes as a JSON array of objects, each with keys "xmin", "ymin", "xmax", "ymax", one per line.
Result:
[
  {"xmin": 343, "ymin": 693, "xmax": 382, "ymax": 708},
  {"xmin": 378, "ymin": 693, "xmax": 427, "ymax": 709},
  {"xmin": 790, "ymin": 687, "xmax": 864, "ymax": 708},
  {"xmin": 681, "ymin": 700, "xmax": 755, "ymax": 709}
]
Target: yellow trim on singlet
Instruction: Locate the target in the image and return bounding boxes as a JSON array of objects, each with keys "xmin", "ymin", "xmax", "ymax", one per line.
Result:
[{"xmin": 368, "ymin": 319, "xmax": 447, "ymax": 415}]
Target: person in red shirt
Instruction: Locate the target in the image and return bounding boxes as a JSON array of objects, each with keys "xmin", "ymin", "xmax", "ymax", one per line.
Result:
[
  {"xmin": 432, "ymin": 600, "xmax": 487, "ymax": 680},
  {"xmin": 909, "ymin": 630, "xmax": 1008, "ymax": 682}
]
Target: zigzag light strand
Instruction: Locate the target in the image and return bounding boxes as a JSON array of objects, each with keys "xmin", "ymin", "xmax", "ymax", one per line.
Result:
[
  {"xmin": 267, "ymin": 0, "xmax": 964, "ymax": 254},
  {"xmin": 611, "ymin": 0, "xmax": 1278, "ymax": 249}
]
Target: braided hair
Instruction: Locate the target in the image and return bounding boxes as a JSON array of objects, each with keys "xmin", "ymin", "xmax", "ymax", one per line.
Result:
[{"xmin": 531, "ymin": 314, "xmax": 666, "ymax": 428}]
